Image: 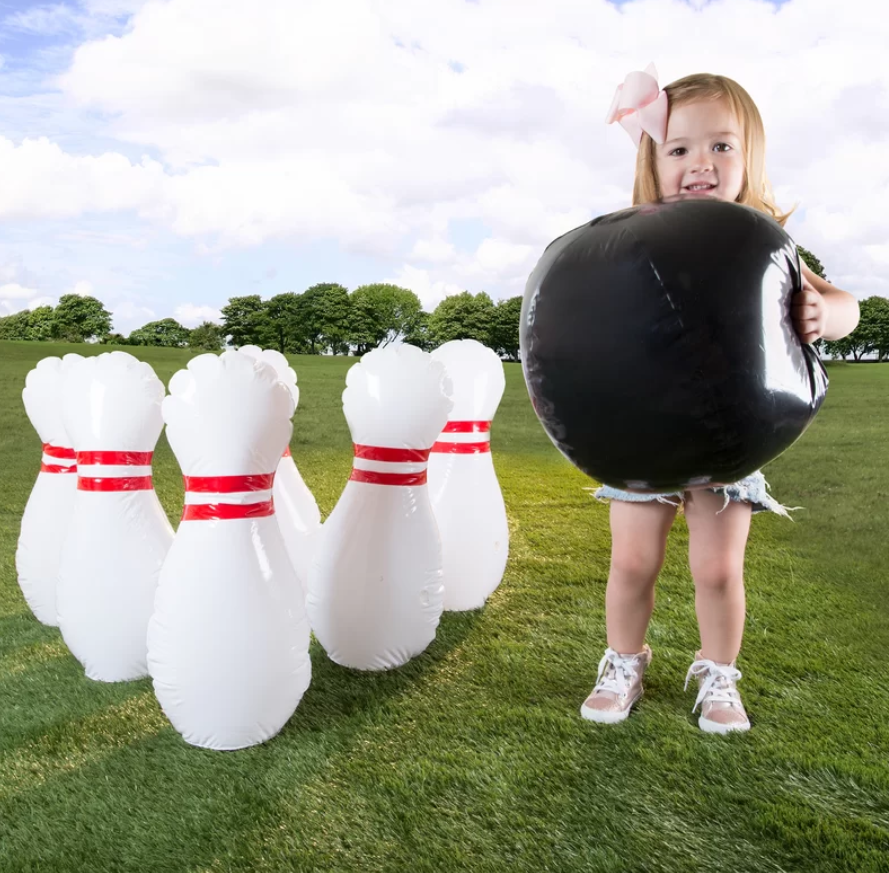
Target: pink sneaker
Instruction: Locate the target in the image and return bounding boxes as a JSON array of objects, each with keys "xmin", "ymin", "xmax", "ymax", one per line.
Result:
[
  {"xmin": 684, "ymin": 651, "xmax": 751, "ymax": 734},
  {"xmin": 580, "ymin": 645, "xmax": 652, "ymax": 724}
]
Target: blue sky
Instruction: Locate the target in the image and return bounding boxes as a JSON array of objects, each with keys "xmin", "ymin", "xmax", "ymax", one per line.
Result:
[{"xmin": 1, "ymin": 0, "xmax": 885, "ymax": 334}]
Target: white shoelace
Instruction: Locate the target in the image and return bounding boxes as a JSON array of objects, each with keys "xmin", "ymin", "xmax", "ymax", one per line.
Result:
[
  {"xmin": 684, "ymin": 658, "xmax": 743, "ymax": 714},
  {"xmin": 593, "ymin": 647, "xmax": 642, "ymax": 696}
]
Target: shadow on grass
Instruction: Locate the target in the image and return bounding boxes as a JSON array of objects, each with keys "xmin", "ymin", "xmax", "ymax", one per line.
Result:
[
  {"xmin": 0, "ymin": 611, "xmax": 58, "ymax": 657},
  {"xmin": 0, "ymin": 664, "xmax": 155, "ymax": 756},
  {"xmin": 0, "ymin": 610, "xmax": 483, "ymax": 873},
  {"xmin": 282, "ymin": 609, "xmax": 483, "ymax": 734},
  {"xmin": 1, "ymin": 609, "xmax": 482, "ymax": 754}
]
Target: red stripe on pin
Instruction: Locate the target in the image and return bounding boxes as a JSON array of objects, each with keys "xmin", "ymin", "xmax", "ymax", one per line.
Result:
[
  {"xmin": 183, "ymin": 473, "xmax": 276, "ymax": 493},
  {"xmin": 41, "ymin": 463, "xmax": 78, "ymax": 474},
  {"xmin": 283, "ymin": 446, "xmax": 292, "ymax": 458},
  {"xmin": 353, "ymin": 445, "xmax": 432, "ymax": 463},
  {"xmin": 182, "ymin": 500, "xmax": 275, "ymax": 521},
  {"xmin": 442, "ymin": 421, "xmax": 491, "ymax": 434},
  {"xmin": 78, "ymin": 476, "xmax": 153, "ymax": 491},
  {"xmin": 431, "ymin": 441, "xmax": 492, "ymax": 454},
  {"xmin": 77, "ymin": 451, "xmax": 154, "ymax": 466},
  {"xmin": 43, "ymin": 444, "xmax": 76, "ymax": 460},
  {"xmin": 350, "ymin": 468, "xmax": 428, "ymax": 487}
]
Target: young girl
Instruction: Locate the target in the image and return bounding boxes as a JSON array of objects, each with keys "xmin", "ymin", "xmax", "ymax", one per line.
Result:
[{"xmin": 583, "ymin": 66, "xmax": 861, "ymax": 734}]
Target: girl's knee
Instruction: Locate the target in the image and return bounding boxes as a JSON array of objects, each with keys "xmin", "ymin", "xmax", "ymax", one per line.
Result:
[
  {"xmin": 691, "ymin": 557, "xmax": 744, "ymax": 593},
  {"xmin": 610, "ymin": 544, "xmax": 666, "ymax": 584},
  {"xmin": 609, "ymin": 500, "xmax": 676, "ymax": 584}
]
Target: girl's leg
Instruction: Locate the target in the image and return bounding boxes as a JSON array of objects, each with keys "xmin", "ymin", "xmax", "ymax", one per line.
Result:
[
  {"xmin": 683, "ymin": 489, "xmax": 752, "ymax": 662},
  {"xmin": 582, "ymin": 498, "xmax": 677, "ymax": 722},
  {"xmin": 682, "ymin": 489, "xmax": 753, "ymax": 732},
  {"xmin": 605, "ymin": 499, "xmax": 678, "ymax": 653}
]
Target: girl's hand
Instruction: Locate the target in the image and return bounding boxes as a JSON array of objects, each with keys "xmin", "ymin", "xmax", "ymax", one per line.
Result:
[{"xmin": 792, "ymin": 276, "xmax": 828, "ymax": 344}]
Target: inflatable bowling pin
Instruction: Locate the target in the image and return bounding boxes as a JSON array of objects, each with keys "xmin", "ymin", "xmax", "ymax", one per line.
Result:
[
  {"xmin": 307, "ymin": 344, "xmax": 453, "ymax": 670},
  {"xmin": 56, "ymin": 352, "xmax": 174, "ymax": 681},
  {"xmin": 147, "ymin": 351, "xmax": 312, "ymax": 751},
  {"xmin": 237, "ymin": 345, "xmax": 321, "ymax": 601},
  {"xmin": 15, "ymin": 354, "xmax": 83, "ymax": 625},
  {"xmin": 429, "ymin": 340, "xmax": 509, "ymax": 611}
]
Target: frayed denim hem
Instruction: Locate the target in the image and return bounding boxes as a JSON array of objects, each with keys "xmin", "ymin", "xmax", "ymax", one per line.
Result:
[{"xmin": 591, "ymin": 471, "xmax": 801, "ymax": 520}]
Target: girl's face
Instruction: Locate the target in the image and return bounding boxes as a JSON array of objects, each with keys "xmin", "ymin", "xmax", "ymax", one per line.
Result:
[{"xmin": 654, "ymin": 99, "xmax": 746, "ymax": 202}]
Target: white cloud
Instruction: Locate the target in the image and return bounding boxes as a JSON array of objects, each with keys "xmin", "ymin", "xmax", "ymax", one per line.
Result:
[
  {"xmin": 865, "ymin": 245, "xmax": 889, "ymax": 267},
  {"xmin": 110, "ymin": 300, "xmax": 155, "ymax": 334},
  {"xmin": 385, "ymin": 265, "xmax": 466, "ymax": 311},
  {"xmin": 112, "ymin": 301, "xmax": 154, "ymax": 320},
  {"xmin": 0, "ymin": 0, "xmax": 885, "ymax": 307},
  {"xmin": 474, "ymin": 238, "xmax": 534, "ymax": 274},
  {"xmin": 57, "ymin": 228, "xmax": 149, "ymax": 248},
  {"xmin": 0, "ymin": 283, "xmax": 40, "ymax": 302},
  {"xmin": 174, "ymin": 303, "xmax": 223, "ymax": 327},
  {"xmin": 0, "ymin": 137, "xmax": 166, "ymax": 220},
  {"xmin": 80, "ymin": 0, "xmax": 148, "ymax": 17},
  {"xmin": 27, "ymin": 296, "xmax": 56, "ymax": 310},
  {"xmin": 3, "ymin": 4, "xmax": 81, "ymax": 36},
  {"xmin": 71, "ymin": 280, "xmax": 94, "ymax": 296},
  {"xmin": 390, "ymin": 234, "xmax": 539, "ymax": 307},
  {"xmin": 409, "ymin": 238, "xmax": 457, "ymax": 264},
  {"xmin": 0, "ymin": 283, "xmax": 51, "ymax": 315},
  {"xmin": 1, "ymin": 262, "xmax": 20, "ymax": 282}
]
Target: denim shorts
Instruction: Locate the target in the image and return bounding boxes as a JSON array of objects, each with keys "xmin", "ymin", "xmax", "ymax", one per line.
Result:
[{"xmin": 592, "ymin": 470, "xmax": 799, "ymax": 519}]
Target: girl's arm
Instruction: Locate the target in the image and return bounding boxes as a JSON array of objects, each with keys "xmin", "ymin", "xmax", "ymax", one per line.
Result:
[{"xmin": 797, "ymin": 260, "xmax": 861, "ymax": 342}]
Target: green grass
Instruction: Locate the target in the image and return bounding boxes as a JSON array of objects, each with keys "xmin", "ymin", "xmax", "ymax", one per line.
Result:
[{"xmin": 1, "ymin": 340, "xmax": 888, "ymax": 873}]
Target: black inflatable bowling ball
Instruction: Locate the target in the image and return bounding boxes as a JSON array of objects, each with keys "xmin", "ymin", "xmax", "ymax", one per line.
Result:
[{"xmin": 520, "ymin": 197, "xmax": 828, "ymax": 493}]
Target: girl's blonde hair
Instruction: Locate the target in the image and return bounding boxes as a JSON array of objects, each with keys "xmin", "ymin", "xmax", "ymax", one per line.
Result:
[{"xmin": 632, "ymin": 73, "xmax": 796, "ymax": 227}]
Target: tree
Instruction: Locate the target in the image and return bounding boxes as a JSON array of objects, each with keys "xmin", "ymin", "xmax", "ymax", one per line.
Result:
[
  {"xmin": 297, "ymin": 283, "xmax": 351, "ymax": 354},
  {"xmin": 103, "ymin": 333, "xmax": 131, "ymax": 345},
  {"xmin": 349, "ymin": 284, "xmax": 424, "ymax": 355},
  {"xmin": 0, "ymin": 306, "xmax": 54, "ymax": 341},
  {"xmin": 50, "ymin": 295, "xmax": 113, "ymax": 342},
  {"xmin": 489, "ymin": 296, "xmax": 522, "ymax": 361},
  {"xmin": 403, "ymin": 311, "xmax": 432, "ymax": 351},
  {"xmin": 27, "ymin": 306, "xmax": 55, "ymax": 341},
  {"xmin": 427, "ymin": 291, "xmax": 496, "ymax": 349},
  {"xmin": 320, "ymin": 284, "xmax": 353, "ymax": 354},
  {"xmin": 189, "ymin": 321, "xmax": 226, "ymax": 351},
  {"xmin": 264, "ymin": 293, "xmax": 307, "ymax": 354},
  {"xmin": 128, "ymin": 318, "xmax": 191, "ymax": 347},
  {"xmin": 220, "ymin": 295, "xmax": 270, "ymax": 347},
  {"xmin": 865, "ymin": 296, "xmax": 889, "ymax": 361},
  {"xmin": 822, "ymin": 335, "xmax": 855, "ymax": 362},
  {"xmin": 0, "ymin": 310, "xmax": 32, "ymax": 341}
]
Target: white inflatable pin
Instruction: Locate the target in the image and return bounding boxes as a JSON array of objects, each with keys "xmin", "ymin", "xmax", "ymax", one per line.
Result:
[
  {"xmin": 147, "ymin": 351, "xmax": 312, "ymax": 750},
  {"xmin": 429, "ymin": 340, "xmax": 509, "ymax": 611},
  {"xmin": 56, "ymin": 352, "xmax": 174, "ymax": 681},
  {"xmin": 307, "ymin": 344, "xmax": 453, "ymax": 670},
  {"xmin": 16, "ymin": 354, "xmax": 83, "ymax": 625}
]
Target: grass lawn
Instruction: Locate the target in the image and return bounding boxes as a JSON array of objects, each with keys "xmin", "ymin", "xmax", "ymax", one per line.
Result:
[{"xmin": 1, "ymin": 340, "xmax": 888, "ymax": 873}]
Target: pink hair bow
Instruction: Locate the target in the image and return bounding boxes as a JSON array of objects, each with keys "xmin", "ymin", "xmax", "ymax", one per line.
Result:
[{"xmin": 605, "ymin": 62, "xmax": 668, "ymax": 147}]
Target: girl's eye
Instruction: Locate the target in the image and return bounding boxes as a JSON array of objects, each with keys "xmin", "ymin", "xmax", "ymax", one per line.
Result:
[{"xmin": 670, "ymin": 143, "xmax": 732, "ymax": 157}]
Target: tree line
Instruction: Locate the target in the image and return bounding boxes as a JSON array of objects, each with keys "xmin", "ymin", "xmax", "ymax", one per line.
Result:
[
  {"xmin": 214, "ymin": 284, "xmax": 522, "ymax": 359},
  {"xmin": 1, "ymin": 247, "xmax": 886, "ymax": 361},
  {"xmin": 0, "ymin": 284, "xmax": 523, "ymax": 360}
]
